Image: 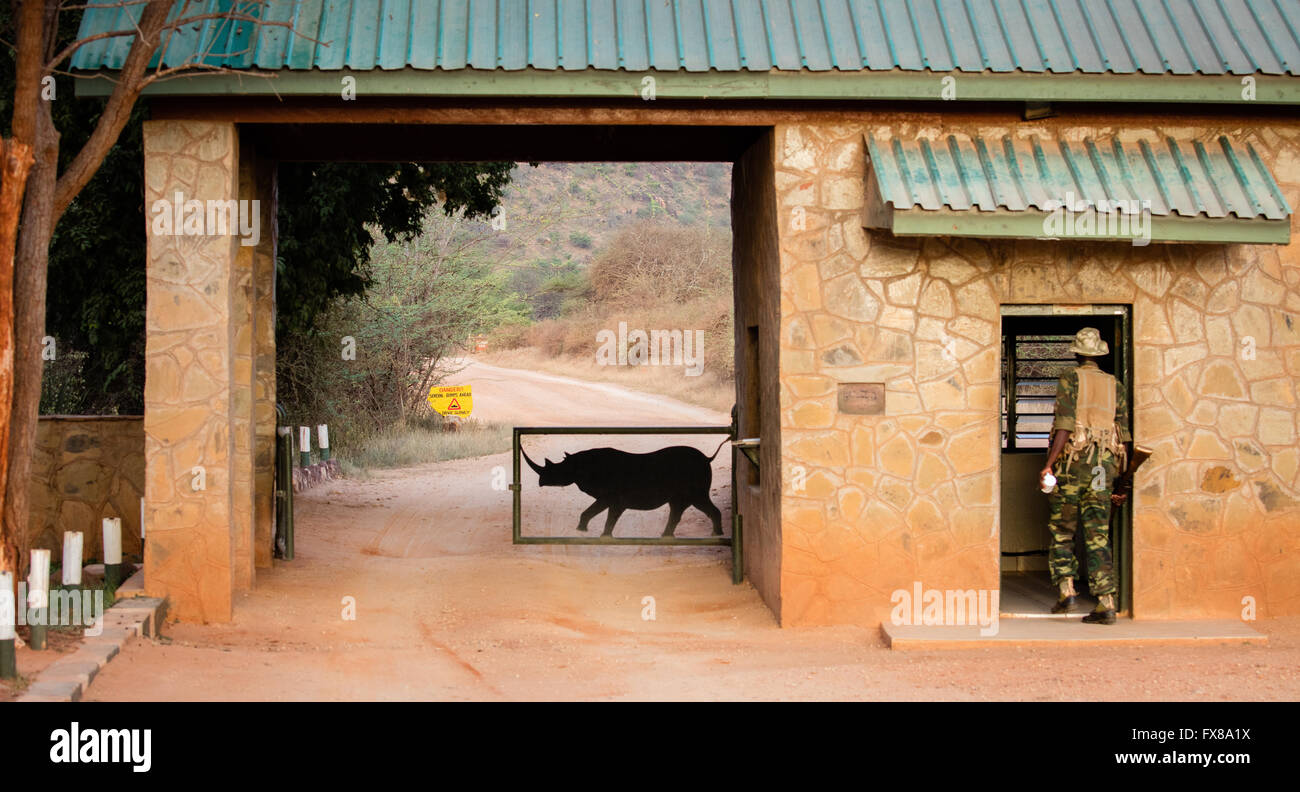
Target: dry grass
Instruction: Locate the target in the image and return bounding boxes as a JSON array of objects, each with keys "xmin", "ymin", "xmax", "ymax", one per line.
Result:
[
  {"xmin": 525, "ymin": 296, "xmax": 731, "ymax": 365},
  {"xmin": 485, "ymin": 222, "xmax": 735, "ymax": 413},
  {"xmin": 480, "ymin": 348, "xmax": 735, "ymax": 414},
  {"xmin": 339, "ymin": 420, "xmax": 513, "ymax": 476}
]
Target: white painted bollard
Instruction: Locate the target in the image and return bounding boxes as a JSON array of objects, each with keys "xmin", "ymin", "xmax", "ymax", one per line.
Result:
[
  {"xmin": 28, "ymin": 549, "xmax": 50, "ymax": 609},
  {"xmin": 103, "ymin": 517, "xmax": 122, "ymax": 565},
  {"xmin": 299, "ymin": 426, "xmax": 312, "ymax": 467},
  {"xmin": 0, "ymin": 572, "xmax": 14, "ymax": 640},
  {"xmin": 62, "ymin": 532, "xmax": 83, "ymax": 586},
  {"xmin": 28, "ymin": 549, "xmax": 50, "ymax": 650},
  {"xmin": 0, "ymin": 570, "xmax": 15, "ymax": 677},
  {"xmin": 103, "ymin": 517, "xmax": 123, "ymax": 589},
  {"xmin": 317, "ymin": 424, "xmax": 330, "ymax": 462}
]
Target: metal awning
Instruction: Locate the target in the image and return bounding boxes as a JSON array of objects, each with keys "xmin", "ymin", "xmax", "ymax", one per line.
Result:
[
  {"xmin": 863, "ymin": 133, "xmax": 1293, "ymax": 245},
  {"xmin": 70, "ymin": 1, "xmax": 1300, "ymax": 104},
  {"xmin": 71, "ymin": 0, "xmax": 1300, "ymax": 76}
]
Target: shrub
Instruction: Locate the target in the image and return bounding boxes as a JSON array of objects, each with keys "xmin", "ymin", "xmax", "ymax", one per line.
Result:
[
  {"xmin": 588, "ymin": 223, "xmax": 731, "ymax": 307},
  {"xmin": 40, "ymin": 350, "xmax": 90, "ymax": 414},
  {"xmin": 339, "ymin": 420, "xmax": 512, "ymax": 472},
  {"xmin": 277, "ymin": 210, "xmax": 529, "ymax": 438},
  {"xmin": 527, "ymin": 319, "xmax": 570, "ymax": 356},
  {"xmin": 487, "ymin": 320, "xmax": 531, "ymax": 351}
]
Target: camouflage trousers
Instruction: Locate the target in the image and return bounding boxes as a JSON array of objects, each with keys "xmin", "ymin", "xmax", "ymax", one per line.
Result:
[{"xmin": 1047, "ymin": 453, "xmax": 1118, "ymax": 597}]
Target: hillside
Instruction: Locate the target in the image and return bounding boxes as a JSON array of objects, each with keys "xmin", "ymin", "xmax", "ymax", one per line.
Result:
[
  {"xmin": 475, "ymin": 161, "xmax": 736, "ymax": 411},
  {"xmin": 473, "ymin": 163, "xmax": 732, "ymax": 317},
  {"xmin": 500, "ymin": 161, "xmax": 731, "ymax": 261}
]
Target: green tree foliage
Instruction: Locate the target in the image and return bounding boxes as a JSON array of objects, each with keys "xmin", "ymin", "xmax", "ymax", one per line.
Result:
[
  {"xmin": 0, "ymin": 0, "xmax": 151, "ymax": 413},
  {"xmin": 38, "ymin": 350, "xmax": 88, "ymax": 415},
  {"xmin": 277, "ymin": 210, "xmax": 528, "ymax": 442},
  {"xmin": 32, "ymin": 115, "xmax": 512, "ymax": 414},
  {"xmin": 3, "ymin": 6, "xmax": 516, "ymax": 420},
  {"xmin": 276, "ymin": 161, "xmax": 513, "ymax": 337},
  {"xmin": 43, "ymin": 108, "xmax": 148, "ymax": 414},
  {"xmin": 504, "ymin": 257, "xmax": 587, "ymax": 321}
]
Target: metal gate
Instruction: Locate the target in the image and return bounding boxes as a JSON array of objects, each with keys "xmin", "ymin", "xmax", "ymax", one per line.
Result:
[
  {"xmin": 274, "ymin": 403, "xmax": 295, "ymax": 561},
  {"xmin": 510, "ymin": 426, "xmax": 743, "ymax": 583}
]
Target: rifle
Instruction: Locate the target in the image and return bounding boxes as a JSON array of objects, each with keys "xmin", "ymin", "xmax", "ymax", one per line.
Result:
[{"xmin": 1111, "ymin": 444, "xmax": 1153, "ymax": 504}]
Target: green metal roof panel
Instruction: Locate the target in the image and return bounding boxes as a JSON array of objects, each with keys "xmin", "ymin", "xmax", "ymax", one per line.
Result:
[
  {"xmin": 70, "ymin": 0, "xmax": 1300, "ymax": 75},
  {"xmin": 865, "ymin": 132, "xmax": 1293, "ymax": 220}
]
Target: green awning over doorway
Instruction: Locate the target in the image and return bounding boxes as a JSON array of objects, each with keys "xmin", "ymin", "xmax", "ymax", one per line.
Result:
[{"xmin": 863, "ymin": 133, "xmax": 1293, "ymax": 245}]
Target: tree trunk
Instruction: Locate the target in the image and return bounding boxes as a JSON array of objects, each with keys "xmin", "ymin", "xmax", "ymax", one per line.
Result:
[
  {"xmin": 3, "ymin": 0, "xmax": 171, "ymax": 580},
  {"xmin": 2, "ymin": 0, "xmax": 55, "ymax": 582},
  {"xmin": 5, "ymin": 102, "xmax": 57, "ymax": 581},
  {"xmin": 0, "ymin": 139, "xmax": 34, "ymax": 580}
]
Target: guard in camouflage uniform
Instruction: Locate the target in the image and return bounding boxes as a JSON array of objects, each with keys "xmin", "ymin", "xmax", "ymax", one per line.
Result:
[{"xmin": 1038, "ymin": 328, "xmax": 1131, "ymax": 624}]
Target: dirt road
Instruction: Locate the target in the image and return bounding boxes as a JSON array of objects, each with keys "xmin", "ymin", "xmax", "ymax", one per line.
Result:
[
  {"xmin": 447, "ymin": 358, "xmax": 727, "ymax": 427},
  {"xmin": 81, "ymin": 361, "xmax": 1300, "ymax": 701}
]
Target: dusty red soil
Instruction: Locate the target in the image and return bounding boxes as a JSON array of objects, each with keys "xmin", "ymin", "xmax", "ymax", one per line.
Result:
[
  {"xmin": 1, "ymin": 628, "xmax": 84, "ymax": 702},
  {"xmin": 76, "ymin": 361, "xmax": 1300, "ymax": 701}
]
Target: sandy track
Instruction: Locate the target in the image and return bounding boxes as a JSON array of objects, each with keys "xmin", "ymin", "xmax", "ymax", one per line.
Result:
[
  {"xmin": 80, "ymin": 361, "xmax": 1300, "ymax": 701},
  {"xmin": 449, "ymin": 357, "xmax": 728, "ymax": 427}
]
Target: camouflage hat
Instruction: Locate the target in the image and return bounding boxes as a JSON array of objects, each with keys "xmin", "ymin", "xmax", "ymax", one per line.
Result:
[{"xmin": 1069, "ymin": 327, "xmax": 1109, "ymax": 357}]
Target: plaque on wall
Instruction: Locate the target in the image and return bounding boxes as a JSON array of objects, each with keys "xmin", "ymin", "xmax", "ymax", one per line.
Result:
[{"xmin": 837, "ymin": 382, "xmax": 885, "ymax": 415}]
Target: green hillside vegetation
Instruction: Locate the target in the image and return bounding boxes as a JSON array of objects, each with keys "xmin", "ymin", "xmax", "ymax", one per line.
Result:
[
  {"xmin": 284, "ymin": 161, "xmax": 735, "ymax": 470},
  {"xmin": 279, "ymin": 209, "xmax": 527, "ymax": 462}
]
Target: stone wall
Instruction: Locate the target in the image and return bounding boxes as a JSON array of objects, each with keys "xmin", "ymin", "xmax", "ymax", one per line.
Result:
[
  {"xmin": 26, "ymin": 416, "xmax": 145, "ymax": 566},
  {"xmin": 141, "ymin": 119, "xmax": 277, "ymax": 622},
  {"xmin": 774, "ymin": 116, "xmax": 1300, "ymax": 625},
  {"xmin": 143, "ymin": 119, "xmax": 242, "ymax": 622},
  {"xmin": 292, "ymin": 459, "xmax": 341, "ymax": 493}
]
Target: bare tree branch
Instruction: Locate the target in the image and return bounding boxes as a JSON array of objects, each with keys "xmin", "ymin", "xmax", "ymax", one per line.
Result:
[
  {"xmin": 50, "ymin": 0, "xmax": 172, "ymax": 221},
  {"xmin": 50, "ymin": 0, "xmax": 315, "ymax": 219},
  {"xmin": 58, "ymin": 1, "xmax": 150, "ymax": 11},
  {"xmin": 48, "ymin": 3, "xmax": 321, "ymax": 72},
  {"xmin": 44, "ymin": 26, "xmax": 154, "ymax": 70}
]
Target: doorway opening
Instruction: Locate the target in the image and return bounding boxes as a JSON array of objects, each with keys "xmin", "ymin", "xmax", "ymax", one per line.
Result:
[
  {"xmin": 999, "ymin": 305, "xmax": 1133, "ymax": 618},
  {"xmin": 261, "ymin": 128, "xmax": 773, "ymax": 584}
]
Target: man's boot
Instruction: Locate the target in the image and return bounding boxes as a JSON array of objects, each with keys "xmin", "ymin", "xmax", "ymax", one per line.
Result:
[
  {"xmin": 1051, "ymin": 577, "xmax": 1076, "ymax": 614},
  {"xmin": 1083, "ymin": 594, "xmax": 1116, "ymax": 624}
]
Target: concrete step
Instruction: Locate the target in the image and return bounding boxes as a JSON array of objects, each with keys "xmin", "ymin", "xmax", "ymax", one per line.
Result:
[
  {"xmin": 881, "ymin": 618, "xmax": 1267, "ymax": 650},
  {"xmin": 111, "ymin": 568, "xmax": 147, "ymax": 599},
  {"xmin": 14, "ymin": 596, "xmax": 167, "ymax": 702}
]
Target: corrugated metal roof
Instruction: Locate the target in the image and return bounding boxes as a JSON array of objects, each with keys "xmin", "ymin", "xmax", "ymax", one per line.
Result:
[
  {"xmin": 865, "ymin": 133, "xmax": 1292, "ymax": 220},
  {"xmin": 71, "ymin": 0, "xmax": 1300, "ymax": 76}
]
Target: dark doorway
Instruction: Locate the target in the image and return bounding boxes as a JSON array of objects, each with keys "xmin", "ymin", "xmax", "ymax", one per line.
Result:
[{"xmin": 998, "ymin": 305, "xmax": 1133, "ymax": 617}]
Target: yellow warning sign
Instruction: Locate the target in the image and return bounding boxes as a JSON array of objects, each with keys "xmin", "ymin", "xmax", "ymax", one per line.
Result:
[{"xmin": 427, "ymin": 385, "xmax": 473, "ymax": 417}]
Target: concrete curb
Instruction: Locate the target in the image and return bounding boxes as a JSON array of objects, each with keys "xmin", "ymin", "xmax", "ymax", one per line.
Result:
[
  {"xmin": 292, "ymin": 458, "xmax": 341, "ymax": 493},
  {"xmin": 14, "ymin": 596, "xmax": 167, "ymax": 702}
]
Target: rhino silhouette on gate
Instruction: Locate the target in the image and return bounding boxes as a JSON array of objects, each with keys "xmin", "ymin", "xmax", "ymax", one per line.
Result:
[{"xmin": 522, "ymin": 439, "xmax": 728, "ymax": 537}]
